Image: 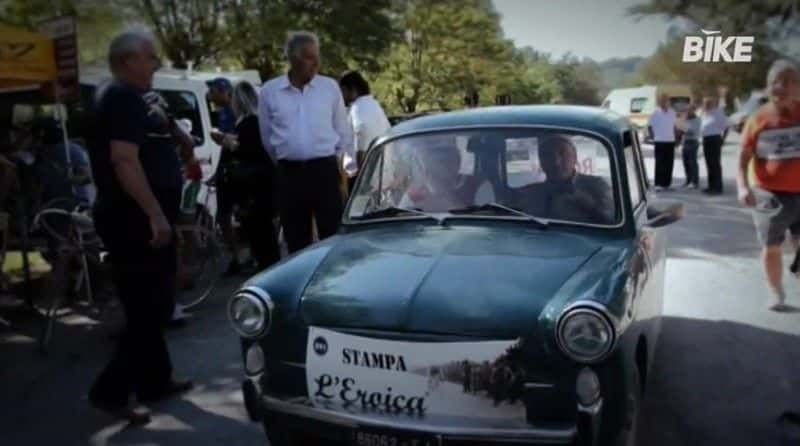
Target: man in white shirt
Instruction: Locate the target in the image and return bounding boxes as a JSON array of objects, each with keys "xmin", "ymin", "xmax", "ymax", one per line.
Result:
[
  {"xmin": 339, "ymin": 71, "xmax": 391, "ymax": 192},
  {"xmin": 701, "ymin": 89, "xmax": 729, "ymax": 195},
  {"xmin": 258, "ymin": 31, "xmax": 354, "ymax": 253},
  {"xmin": 647, "ymin": 93, "xmax": 677, "ymax": 190}
]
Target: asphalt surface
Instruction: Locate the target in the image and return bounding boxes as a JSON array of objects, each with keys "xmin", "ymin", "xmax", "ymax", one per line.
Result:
[{"xmin": 1, "ymin": 132, "xmax": 799, "ymax": 446}]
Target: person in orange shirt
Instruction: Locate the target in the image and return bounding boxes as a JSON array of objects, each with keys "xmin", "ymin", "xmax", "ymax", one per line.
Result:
[{"xmin": 737, "ymin": 59, "xmax": 800, "ymax": 311}]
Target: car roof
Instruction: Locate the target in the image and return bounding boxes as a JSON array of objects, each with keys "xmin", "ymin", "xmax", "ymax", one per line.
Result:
[{"xmin": 386, "ymin": 105, "xmax": 631, "ymax": 143}]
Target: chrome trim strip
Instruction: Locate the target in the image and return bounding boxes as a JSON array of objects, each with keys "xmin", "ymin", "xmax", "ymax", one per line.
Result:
[
  {"xmin": 561, "ymin": 300, "xmax": 626, "ymax": 335},
  {"xmin": 261, "ymin": 395, "xmax": 576, "ymax": 443},
  {"xmin": 278, "ymin": 361, "xmax": 305, "ymax": 369},
  {"xmin": 343, "ymin": 124, "xmax": 627, "ymax": 231},
  {"xmin": 523, "ymin": 382, "xmax": 555, "ymax": 389},
  {"xmin": 577, "ymin": 398, "xmax": 603, "ymax": 446}
]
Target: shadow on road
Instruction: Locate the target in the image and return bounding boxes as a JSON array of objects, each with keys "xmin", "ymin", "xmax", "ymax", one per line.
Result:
[
  {"xmin": 640, "ymin": 316, "xmax": 800, "ymax": 446},
  {"xmin": 661, "ymin": 179, "xmax": 763, "ymax": 261}
]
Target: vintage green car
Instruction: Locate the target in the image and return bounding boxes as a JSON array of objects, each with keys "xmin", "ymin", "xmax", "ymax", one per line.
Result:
[{"xmin": 229, "ymin": 105, "xmax": 682, "ymax": 446}]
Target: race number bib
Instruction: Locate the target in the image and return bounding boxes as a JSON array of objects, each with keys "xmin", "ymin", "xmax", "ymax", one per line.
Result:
[{"xmin": 756, "ymin": 126, "xmax": 800, "ymax": 160}]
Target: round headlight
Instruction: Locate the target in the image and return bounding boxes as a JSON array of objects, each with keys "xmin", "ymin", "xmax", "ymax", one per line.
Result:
[
  {"xmin": 228, "ymin": 288, "xmax": 273, "ymax": 338},
  {"xmin": 556, "ymin": 307, "xmax": 615, "ymax": 363}
]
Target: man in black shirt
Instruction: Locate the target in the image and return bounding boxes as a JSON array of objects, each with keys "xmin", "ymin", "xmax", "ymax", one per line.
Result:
[{"xmin": 88, "ymin": 30, "xmax": 194, "ymax": 425}]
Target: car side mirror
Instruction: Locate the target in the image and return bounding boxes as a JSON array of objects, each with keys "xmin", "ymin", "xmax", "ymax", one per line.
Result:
[{"xmin": 645, "ymin": 199, "xmax": 684, "ymax": 228}]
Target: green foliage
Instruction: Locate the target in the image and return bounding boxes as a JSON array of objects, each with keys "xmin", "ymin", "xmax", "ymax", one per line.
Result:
[
  {"xmin": 371, "ymin": 0, "xmax": 562, "ymax": 114},
  {"xmin": 0, "ymin": 0, "xmax": 126, "ymax": 64},
  {"xmin": 130, "ymin": 0, "xmax": 227, "ymax": 69},
  {"xmin": 222, "ymin": 0, "xmax": 397, "ymax": 80}
]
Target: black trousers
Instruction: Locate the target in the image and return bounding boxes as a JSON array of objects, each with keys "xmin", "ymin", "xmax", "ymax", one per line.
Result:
[
  {"xmin": 241, "ymin": 189, "xmax": 280, "ymax": 269},
  {"xmin": 682, "ymin": 139, "xmax": 700, "ymax": 186},
  {"xmin": 277, "ymin": 155, "xmax": 344, "ymax": 253},
  {"xmin": 89, "ymin": 264, "xmax": 174, "ymax": 406},
  {"xmin": 703, "ymin": 135, "xmax": 724, "ymax": 192},
  {"xmin": 90, "ymin": 194, "xmax": 179, "ymax": 406},
  {"xmin": 654, "ymin": 142, "xmax": 676, "ymax": 188}
]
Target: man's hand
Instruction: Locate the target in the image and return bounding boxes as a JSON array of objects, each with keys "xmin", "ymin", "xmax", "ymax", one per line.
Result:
[
  {"xmin": 149, "ymin": 213, "xmax": 172, "ymax": 247},
  {"xmin": 738, "ymin": 186, "xmax": 756, "ymax": 207},
  {"xmin": 210, "ymin": 129, "xmax": 225, "ymax": 145}
]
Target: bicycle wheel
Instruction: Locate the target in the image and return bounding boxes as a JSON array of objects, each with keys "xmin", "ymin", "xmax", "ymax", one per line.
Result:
[{"xmin": 175, "ymin": 225, "xmax": 224, "ymax": 310}]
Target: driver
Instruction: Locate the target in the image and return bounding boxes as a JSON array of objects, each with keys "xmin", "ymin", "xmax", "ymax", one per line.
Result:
[
  {"xmin": 515, "ymin": 135, "xmax": 614, "ymax": 223},
  {"xmin": 399, "ymin": 141, "xmax": 477, "ymax": 212}
]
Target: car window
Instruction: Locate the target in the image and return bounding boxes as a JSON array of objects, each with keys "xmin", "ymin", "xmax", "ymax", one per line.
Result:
[
  {"xmin": 348, "ymin": 129, "xmax": 620, "ymax": 226},
  {"xmin": 630, "ymin": 98, "xmax": 647, "ymax": 113},
  {"xmin": 624, "ymin": 140, "xmax": 644, "ymax": 208},
  {"xmin": 157, "ymin": 90, "xmax": 203, "ymax": 143}
]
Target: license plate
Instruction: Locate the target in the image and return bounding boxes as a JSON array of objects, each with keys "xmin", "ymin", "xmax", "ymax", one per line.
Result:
[{"xmin": 351, "ymin": 427, "xmax": 439, "ymax": 446}]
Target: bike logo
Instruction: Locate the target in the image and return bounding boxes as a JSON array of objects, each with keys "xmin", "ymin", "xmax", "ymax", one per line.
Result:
[{"xmin": 682, "ymin": 29, "xmax": 754, "ymax": 63}]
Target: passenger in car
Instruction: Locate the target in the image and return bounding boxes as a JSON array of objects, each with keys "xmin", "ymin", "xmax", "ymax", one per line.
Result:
[
  {"xmin": 399, "ymin": 142, "xmax": 480, "ymax": 212},
  {"xmin": 514, "ymin": 135, "xmax": 614, "ymax": 224}
]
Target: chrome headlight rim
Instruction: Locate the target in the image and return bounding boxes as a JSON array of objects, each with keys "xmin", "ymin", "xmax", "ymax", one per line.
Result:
[
  {"xmin": 556, "ymin": 304, "xmax": 616, "ymax": 364},
  {"xmin": 228, "ymin": 286, "xmax": 273, "ymax": 338}
]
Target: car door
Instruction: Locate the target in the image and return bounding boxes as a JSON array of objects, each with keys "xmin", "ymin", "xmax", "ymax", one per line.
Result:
[{"xmin": 628, "ymin": 130, "xmax": 666, "ymax": 368}]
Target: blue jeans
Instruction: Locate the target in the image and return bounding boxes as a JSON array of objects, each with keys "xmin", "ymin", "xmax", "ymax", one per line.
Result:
[{"xmin": 682, "ymin": 139, "xmax": 699, "ymax": 186}]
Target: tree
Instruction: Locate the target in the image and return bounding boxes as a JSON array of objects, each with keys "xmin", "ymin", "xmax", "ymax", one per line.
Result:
[
  {"xmin": 372, "ymin": 0, "xmax": 516, "ymax": 113},
  {"xmin": 550, "ymin": 55, "xmax": 603, "ymax": 105},
  {"xmin": 221, "ymin": 0, "xmax": 397, "ymax": 80},
  {"xmin": 1, "ymin": 0, "xmax": 126, "ymax": 64},
  {"xmin": 495, "ymin": 48, "xmax": 561, "ymax": 105},
  {"xmin": 130, "ymin": 0, "xmax": 227, "ymax": 69}
]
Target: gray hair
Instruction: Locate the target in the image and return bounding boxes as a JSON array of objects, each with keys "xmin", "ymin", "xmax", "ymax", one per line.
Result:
[
  {"xmin": 767, "ymin": 59, "xmax": 799, "ymax": 87},
  {"xmin": 284, "ymin": 31, "xmax": 319, "ymax": 61},
  {"xmin": 108, "ymin": 29, "xmax": 155, "ymax": 70},
  {"xmin": 231, "ymin": 81, "xmax": 259, "ymax": 119}
]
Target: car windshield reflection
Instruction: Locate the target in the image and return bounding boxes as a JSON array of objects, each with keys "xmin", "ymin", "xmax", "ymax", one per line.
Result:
[{"xmin": 347, "ymin": 129, "xmax": 620, "ymax": 226}]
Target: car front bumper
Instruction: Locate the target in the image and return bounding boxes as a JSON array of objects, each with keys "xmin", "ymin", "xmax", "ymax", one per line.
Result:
[{"xmin": 243, "ymin": 379, "xmax": 604, "ymax": 446}]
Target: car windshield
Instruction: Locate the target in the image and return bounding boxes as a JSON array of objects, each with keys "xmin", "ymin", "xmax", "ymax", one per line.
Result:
[{"xmin": 347, "ymin": 128, "xmax": 620, "ymax": 226}]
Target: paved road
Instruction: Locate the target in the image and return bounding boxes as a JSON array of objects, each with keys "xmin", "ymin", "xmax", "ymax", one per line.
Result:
[{"xmin": 1, "ymin": 133, "xmax": 799, "ymax": 445}]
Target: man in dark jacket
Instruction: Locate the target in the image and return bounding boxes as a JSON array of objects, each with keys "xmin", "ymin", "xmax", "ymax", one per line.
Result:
[{"xmin": 88, "ymin": 30, "xmax": 194, "ymax": 425}]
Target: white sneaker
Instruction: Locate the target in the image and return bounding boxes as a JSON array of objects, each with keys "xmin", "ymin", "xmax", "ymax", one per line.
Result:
[
  {"xmin": 654, "ymin": 186, "xmax": 665, "ymax": 192},
  {"xmin": 768, "ymin": 286, "xmax": 788, "ymax": 312}
]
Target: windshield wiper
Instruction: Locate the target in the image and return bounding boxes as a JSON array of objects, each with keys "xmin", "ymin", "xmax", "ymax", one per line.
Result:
[
  {"xmin": 447, "ymin": 203, "xmax": 548, "ymax": 228},
  {"xmin": 351, "ymin": 206, "xmax": 444, "ymax": 224}
]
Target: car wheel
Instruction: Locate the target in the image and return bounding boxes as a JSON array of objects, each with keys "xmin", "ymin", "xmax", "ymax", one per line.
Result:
[
  {"xmin": 614, "ymin": 364, "xmax": 642, "ymax": 446},
  {"xmin": 264, "ymin": 423, "xmax": 292, "ymax": 446}
]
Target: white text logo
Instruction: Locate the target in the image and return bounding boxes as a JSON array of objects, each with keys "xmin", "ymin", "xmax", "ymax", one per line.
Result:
[{"xmin": 682, "ymin": 29, "xmax": 754, "ymax": 63}]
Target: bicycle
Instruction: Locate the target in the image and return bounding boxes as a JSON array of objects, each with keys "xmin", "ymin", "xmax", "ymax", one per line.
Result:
[
  {"xmin": 174, "ymin": 179, "xmax": 224, "ymax": 310},
  {"xmin": 32, "ymin": 198, "xmax": 104, "ymax": 353}
]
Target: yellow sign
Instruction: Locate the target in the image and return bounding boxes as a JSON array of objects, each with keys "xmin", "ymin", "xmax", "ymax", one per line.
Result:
[{"xmin": 0, "ymin": 24, "xmax": 57, "ymax": 83}]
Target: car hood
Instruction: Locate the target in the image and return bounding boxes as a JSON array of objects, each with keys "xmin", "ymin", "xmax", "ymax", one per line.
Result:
[{"xmin": 299, "ymin": 225, "xmax": 605, "ymax": 337}]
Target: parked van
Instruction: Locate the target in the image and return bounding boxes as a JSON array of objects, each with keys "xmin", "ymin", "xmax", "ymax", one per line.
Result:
[
  {"xmin": 602, "ymin": 84, "xmax": 692, "ymax": 139},
  {"xmin": 1, "ymin": 67, "xmax": 261, "ymax": 217},
  {"xmin": 1, "ymin": 66, "xmax": 261, "ymax": 179},
  {"xmin": 80, "ymin": 65, "xmax": 262, "ymax": 179}
]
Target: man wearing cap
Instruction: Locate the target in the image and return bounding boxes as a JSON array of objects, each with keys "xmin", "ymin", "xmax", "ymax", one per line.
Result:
[{"xmin": 258, "ymin": 31, "xmax": 354, "ymax": 253}]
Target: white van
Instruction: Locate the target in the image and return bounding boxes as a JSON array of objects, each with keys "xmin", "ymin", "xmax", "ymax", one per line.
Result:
[
  {"xmin": 80, "ymin": 65, "xmax": 262, "ymax": 180},
  {"xmin": 602, "ymin": 84, "xmax": 692, "ymax": 135}
]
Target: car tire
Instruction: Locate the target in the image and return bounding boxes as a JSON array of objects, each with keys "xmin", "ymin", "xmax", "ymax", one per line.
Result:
[
  {"xmin": 264, "ymin": 423, "xmax": 292, "ymax": 446},
  {"xmin": 614, "ymin": 364, "xmax": 642, "ymax": 446}
]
